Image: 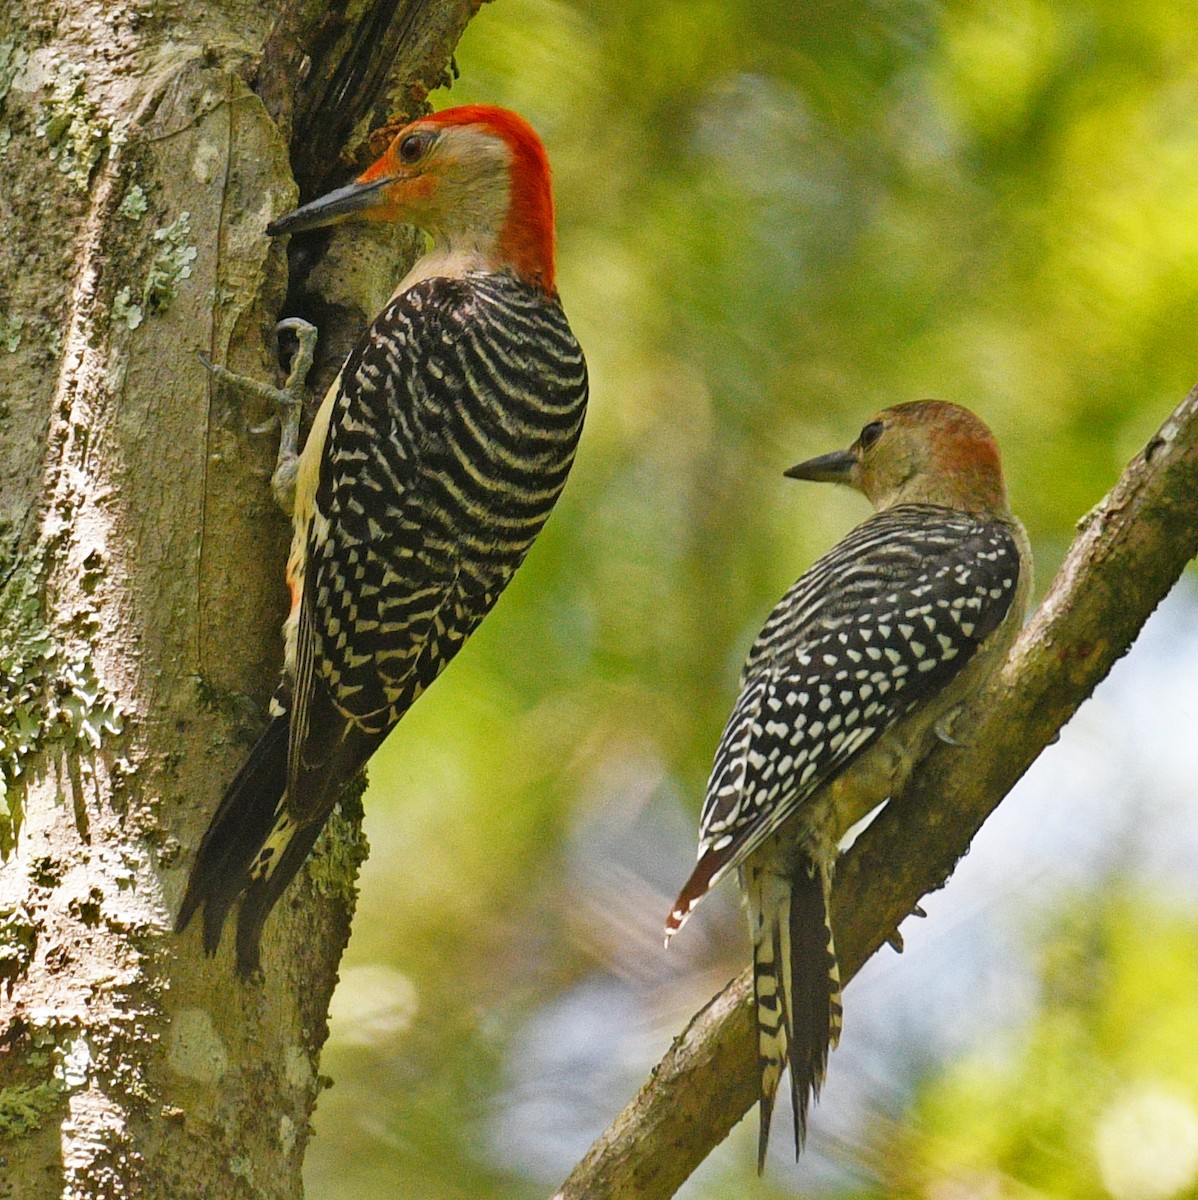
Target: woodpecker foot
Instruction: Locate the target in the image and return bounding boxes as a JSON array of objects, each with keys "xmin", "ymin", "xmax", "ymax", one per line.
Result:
[
  {"xmin": 268, "ymin": 318, "xmax": 317, "ymax": 515},
  {"xmin": 198, "ymin": 319, "xmax": 318, "ymax": 515}
]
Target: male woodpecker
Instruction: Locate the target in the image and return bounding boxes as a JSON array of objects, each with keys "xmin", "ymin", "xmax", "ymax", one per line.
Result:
[
  {"xmin": 178, "ymin": 106, "xmax": 588, "ymax": 973},
  {"xmin": 666, "ymin": 401, "xmax": 1030, "ymax": 1168}
]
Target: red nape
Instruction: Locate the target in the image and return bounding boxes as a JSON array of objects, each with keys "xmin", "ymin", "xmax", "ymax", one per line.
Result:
[
  {"xmin": 425, "ymin": 105, "xmax": 558, "ymax": 295},
  {"xmin": 909, "ymin": 400, "xmax": 1006, "ymax": 512}
]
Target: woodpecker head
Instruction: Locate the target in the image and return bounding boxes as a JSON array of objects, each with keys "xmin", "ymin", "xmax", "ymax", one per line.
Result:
[
  {"xmin": 785, "ymin": 400, "xmax": 1009, "ymax": 515},
  {"xmin": 267, "ymin": 105, "xmax": 558, "ymax": 294}
]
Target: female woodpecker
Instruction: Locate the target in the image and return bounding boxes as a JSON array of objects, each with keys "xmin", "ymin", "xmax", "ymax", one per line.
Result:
[
  {"xmin": 178, "ymin": 106, "xmax": 588, "ymax": 973},
  {"xmin": 666, "ymin": 401, "xmax": 1030, "ymax": 1168}
]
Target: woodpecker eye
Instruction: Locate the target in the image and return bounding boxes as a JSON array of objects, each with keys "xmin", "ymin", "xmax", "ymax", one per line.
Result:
[
  {"xmin": 858, "ymin": 421, "xmax": 884, "ymax": 451},
  {"xmin": 397, "ymin": 131, "xmax": 435, "ymax": 165}
]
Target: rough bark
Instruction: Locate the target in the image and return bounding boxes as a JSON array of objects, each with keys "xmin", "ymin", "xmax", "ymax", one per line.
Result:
[
  {"xmin": 553, "ymin": 382, "xmax": 1198, "ymax": 1200},
  {"xmin": 0, "ymin": 3, "xmax": 475, "ymax": 1196}
]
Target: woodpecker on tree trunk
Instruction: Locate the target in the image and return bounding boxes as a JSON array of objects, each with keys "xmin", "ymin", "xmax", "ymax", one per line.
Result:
[
  {"xmin": 666, "ymin": 401, "xmax": 1031, "ymax": 1169},
  {"xmin": 178, "ymin": 106, "xmax": 588, "ymax": 974}
]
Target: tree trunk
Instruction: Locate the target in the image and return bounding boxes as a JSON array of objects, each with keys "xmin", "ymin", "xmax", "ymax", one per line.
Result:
[{"xmin": 0, "ymin": 3, "xmax": 475, "ymax": 1195}]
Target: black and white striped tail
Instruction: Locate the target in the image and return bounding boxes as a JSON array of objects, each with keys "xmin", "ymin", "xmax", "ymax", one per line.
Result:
[
  {"xmin": 744, "ymin": 854, "xmax": 842, "ymax": 1169},
  {"xmin": 176, "ymin": 714, "xmax": 312, "ymax": 974}
]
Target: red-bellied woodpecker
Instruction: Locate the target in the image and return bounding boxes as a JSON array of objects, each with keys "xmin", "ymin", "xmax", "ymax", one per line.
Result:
[
  {"xmin": 178, "ymin": 106, "xmax": 588, "ymax": 974},
  {"xmin": 666, "ymin": 401, "xmax": 1030, "ymax": 1168}
]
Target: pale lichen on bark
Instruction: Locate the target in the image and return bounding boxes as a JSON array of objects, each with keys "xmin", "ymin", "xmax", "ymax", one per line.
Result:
[{"xmin": 0, "ymin": 540, "xmax": 123, "ymax": 856}]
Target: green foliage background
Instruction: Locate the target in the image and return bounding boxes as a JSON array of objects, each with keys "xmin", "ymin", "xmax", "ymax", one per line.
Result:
[{"xmin": 305, "ymin": 2, "xmax": 1198, "ymax": 1197}]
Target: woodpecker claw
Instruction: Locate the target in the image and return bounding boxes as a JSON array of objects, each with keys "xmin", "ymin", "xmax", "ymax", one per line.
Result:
[
  {"xmin": 197, "ymin": 321, "xmax": 319, "ymax": 516},
  {"xmin": 933, "ymin": 709, "xmax": 968, "ymax": 747},
  {"xmin": 912, "ymin": 903, "xmax": 927, "ymax": 919},
  {"xmin": 270, "ymin": 319, "xmax": 317, "ymax": 515},
  {"xmin": 248, "ymin": 414, "xmax": 280, "ymax": 436},
  {"xmin": 198, "ymin": 349, "xmax": 289, "ymax": 409},
  {"xmin": 886, "ymin": 928, "xmax": 904, "ymax": 953},
  {"xmin": 276, "ymin": 318, "xmax": 318, "ymax": 399}
]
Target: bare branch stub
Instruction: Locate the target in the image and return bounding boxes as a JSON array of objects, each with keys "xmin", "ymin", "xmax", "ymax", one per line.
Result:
[{"xmin": 554, "ymin": 380, "xmax": 1198, "ymax": 1200}]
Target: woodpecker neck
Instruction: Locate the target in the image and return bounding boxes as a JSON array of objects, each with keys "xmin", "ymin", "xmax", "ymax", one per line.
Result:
[
  {"xmin": 875, "ymin": 462, "xmax": 1009, "ymax": 517},
  {"xmin": 397, "ymin": 180, "xmax": 555, "ymax": 298},
  {"xmin": 495, "ymin": 147, "xmax": 556, "ymax": 295},
  {"xmin": 393, "ymin": 228, "xmax": 555, "ymax": 298},
  {"xmin": 861, "ymin": 401, "xmax": 1010, "ymax": 518},
  {"xmin": 411, "ymin": 108, "xmax": 558, "ymax": 296},
  {"xmin": 394, "ymin": 235, "xmax": 503, "ymax": 295}
]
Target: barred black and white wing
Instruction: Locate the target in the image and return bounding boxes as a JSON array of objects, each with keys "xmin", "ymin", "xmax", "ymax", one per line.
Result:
[
  {"xmin": 286, "ymin": 271, "xmax": 587, "ymax": 820},
  {"xmin": 667, "ymin": 505, "xmax": 1021, "ymax": 931}
]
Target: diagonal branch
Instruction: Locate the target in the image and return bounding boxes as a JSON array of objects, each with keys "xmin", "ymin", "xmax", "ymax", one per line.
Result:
[{"xmin": 553, "ymin": 380, "xmax": 1198, "ymax": 1200}]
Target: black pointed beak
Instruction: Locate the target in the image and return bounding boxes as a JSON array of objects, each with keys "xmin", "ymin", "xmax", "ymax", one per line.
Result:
[
  {"xmin": 783, "ymin": 448, "xmax": 857, "ymax": 484},
  {"xmin": 266, "ymin": 176, "xmax": 396, "ymax": 237}
]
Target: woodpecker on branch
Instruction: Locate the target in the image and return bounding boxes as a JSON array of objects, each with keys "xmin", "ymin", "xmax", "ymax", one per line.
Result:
[
  {"xmin": 665, "ymin": 401, "xmax": 1030, "ymax": 1168},
  {"xmin": 178, "ymin": 106, "xmax": 588, "ymax": 974}
]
